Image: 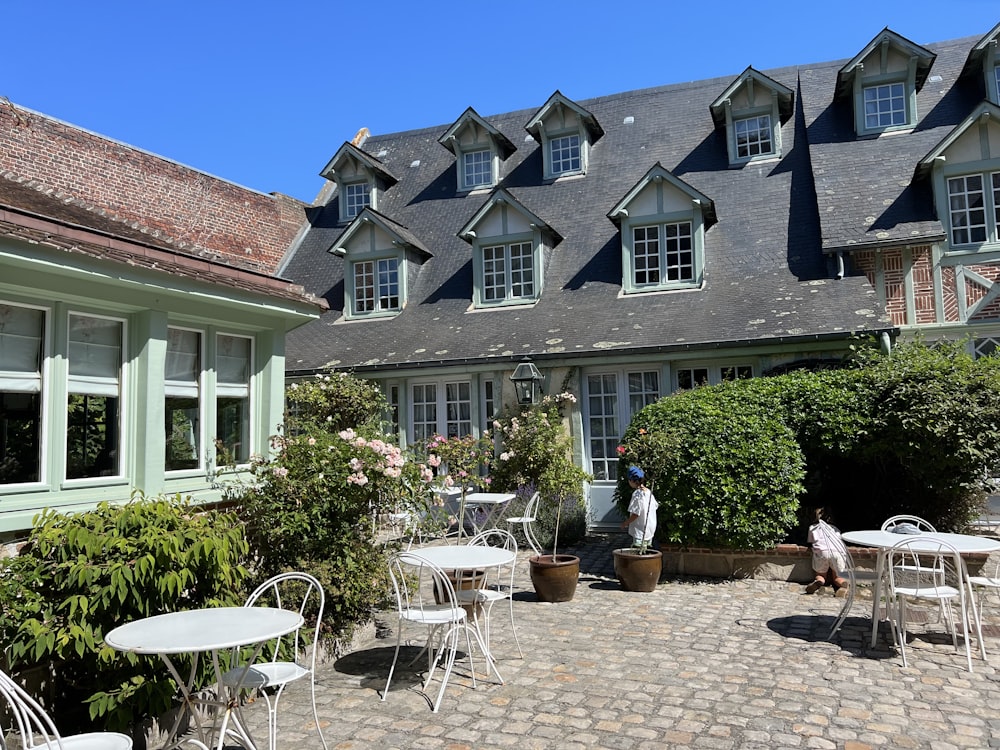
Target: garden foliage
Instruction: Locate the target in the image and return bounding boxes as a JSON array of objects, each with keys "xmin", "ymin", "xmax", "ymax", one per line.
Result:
[{"xmin": 0, "ymin": 493, "xmax": 248, "ymax": 732}]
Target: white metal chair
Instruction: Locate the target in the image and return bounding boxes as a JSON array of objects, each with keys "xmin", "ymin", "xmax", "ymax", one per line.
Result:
[
  {"xmin": 885, "ymin": 537, "xmax": 983, "ymax": 672},
  {"xmin": 825, "ymin": 525, "xmax": 880, "ymax": 641},
  {"xmin": 0, "ymin": 668, "xmax": 132, "ymax": 750},
  {"xmin": 383, "ymin": 550, "xmax": 500, "ymax": 712},
  {"xmin": 881, "ymin": 514, "xmax": 936, "ymax": 533},
  {"xmin": 461, "ymin": 529, "xmax": 522, "ymax": 658},
  {"xmin": 506, "ymin": 491, "xmax": 542, "ymax": 556},
  {"xmin": 967, "ymin": 553, "xmax": 1000, "ymax": 629},
  {"xmin": 220, "ymin": 572, "xmax": 328, "ymax": 750}
]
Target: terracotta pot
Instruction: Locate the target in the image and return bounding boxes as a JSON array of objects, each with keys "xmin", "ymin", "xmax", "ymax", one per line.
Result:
[
  {"xmin": 613, "ymin": 548, "xmax": 663, "ymax": 592},
  {"xmin": 433, "ymin": 569, "xmax": 486, "ymax": 618},
  {"xmin": 529, "ymin": 554, "xmax": 580, "ymax": 602}
]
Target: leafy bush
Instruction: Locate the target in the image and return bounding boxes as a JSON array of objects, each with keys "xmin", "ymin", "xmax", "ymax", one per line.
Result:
[
  {"xmin": 616, "ymin": 383, "xmax": 806, "ymax": 549},
  {"xmin": 3, "ymin": 493, "xmax": 248, "ymax": 732},
  {"xmin": 491, "ymin": 392, "xmax": 591, "ymax": 555}
]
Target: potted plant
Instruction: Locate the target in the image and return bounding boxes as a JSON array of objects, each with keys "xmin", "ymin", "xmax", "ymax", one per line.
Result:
[
  {"xmin": 612, "ymin": 538, "xmax": 662, "ymax": 593},
  {"xmin": 491, "ymin": 392, "xmax": 591, "ymax": 602}
]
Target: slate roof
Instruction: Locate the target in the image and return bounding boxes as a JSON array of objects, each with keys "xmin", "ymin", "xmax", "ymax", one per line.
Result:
[{"xmin": 279, "ymin": 34, "xmax": 1000, "ymax": 374}]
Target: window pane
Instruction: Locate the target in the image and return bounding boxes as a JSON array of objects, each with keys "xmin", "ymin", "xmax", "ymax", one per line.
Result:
[
  {"xmin": 354, "ymin": 260, "xmax": 375, "ymax": 313},
  {"xmin": 482, "ymin": 245, "xmax": 506, "ymax": 301},
  {"xmin": 217, "ymin": 396, "xmax": 248, "ymax": 463},
  {"xmin": 0, "ymin": 305, "xmax": 43, "ymax": 379},
  {"xmin": 166, "ymin": 396, "xmax": 199, "ymax": 470},
  {"xmin": 69, "ymin": 315, "xmax": 121, "ymax": 380},
  {"xmin": 586, "ymin": 373, "xmax": 619, "ymax": 480},
  {"xmin": 217, "ymin": 335, "xmax": 250, "ymax": 389},
  {"xmin": 343, "ymin": 182, "xmax": 370, "ymax": 218},
  {"xmin": 664, "ymin": 222, "xmax": 694, "ymax": 281},
  {"xmin": 377, "ymin": 258, "xmax": 400, "ymax": 310},
  {"xmin": 633, "ymin": 225, "xmax": 660, "ymax": 285},
  {"xmin": 67, "ymin": 394, "xmax": 119, "ymax": 478},
  {"xmin": 735, "ymin": 115, "xmax": 773, "ymax": 158},
  {"xmin": 509, "ymin": 243, "xmax": 534, "ymax": 298},
  {"xmin": 550, "ymin": 134, "xmax": 581, "ymax": 174},
  {"xmin": 863, "ymin": 82, "xmax": 906, "ymax": 129},
  {"xmin": 0, "ymin": 392, "xmax": 40, "ymax": 483},
  {"xmin": 463, "ymin": 149, "xmax": 492, "ymax": 188},
  {"xmin": 166, "ymin": 328, "xmax": 200, "ymax": 385},
  {"xmin": 948, "ymin": 175, "xmax": 988, "ymax": 245}
]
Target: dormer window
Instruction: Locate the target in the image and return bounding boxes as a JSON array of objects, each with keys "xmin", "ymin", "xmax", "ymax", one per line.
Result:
[
  {"xmin": 458, "ymin": 188, "xmax": 562, "ymax": 308},
  {"xmin": 608, "ymin": 163, "xmax": 716, "ymax": 293},
  {"xmin": 525, "ymin": 91, "xmax": 603, "ymax": 180},
  {"xmin": 835, "ymin": 28, "xmax": 935, "ymax": 137},
  {"xmin": 319, "ymin": 142, "xmax": 398, "ymax": 224},
  {"xmin": 438, "ymin": 108, "xmax": 516, "ymax": 193},
  {"xmin": 960, "ymin": 22, "xmax": 1000, "ymax": 105},
  {"xmin": 329, "ymin": 208, "xmax": 432, "ymax": 319},
  {"xmin": 915, "ymin": 101, "xmax": 1000, "ymax": 252},
  {"xmin": 710, "ymin": 68, "xmax": 793, "ymax": 166}
]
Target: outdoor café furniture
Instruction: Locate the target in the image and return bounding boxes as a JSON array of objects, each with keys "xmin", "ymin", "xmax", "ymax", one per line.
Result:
[
  {"xmin": 824, "ymin": 525, "xmax": 879, "ymax": 641},
  {"xmin": 462, "ymin": 529, "xmax": 523, "ymax": 657},
  {"xmin": 462, "ymin": 491, "xmax": 516, "ymax": 535},
  {"xmin": 506, "ymin": 491, "xmax": 543, "ymax": 556},
  {"xmin": 840, "ymin": 529, "xmax": 1000, "ymax": 653},
  {"xmin": 218, "ymin": 573, "xmax": 328, "ymax": 750},
  {"xmin": 884, "ymin": 536, "xmax": 978, "ymax": 671},
  {"xmin": 104, "ymin": 606, "xmax": 303, "ymax": 750},
  {"xmin": 383, "ymin": 550, "xmax": 502, "ymax": 712},
  {"xmin": 0, "ymin": 667, "xmax": 133, "ymax": 750}
]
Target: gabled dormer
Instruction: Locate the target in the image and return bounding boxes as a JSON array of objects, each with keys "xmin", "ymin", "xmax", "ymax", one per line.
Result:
[
  {"xmin": 608, "ymin": 163, "xmax": 716, "ymax": 293},
  {"xmin": 524, "ymin": 91, "xmax": 604, "ymax": 180},
  {"xmin": 458, "ymin": 189, "xmax": 562, "ymax": 308},
  {"xmin": 320, "ymin": 142, "xmax": 398, "ymax": 224},
  {"xmin": 961, "ymin": 22, "xmax": 1000, "ymax": 105},
  {"xmin": 709, "ymin": 67, "xmax": 794, "ymax": 166},
  {"xmin": 329, "ymin": 207, "xmax": 431, "ymax": 319},
  {"xmin": 836, "ymin": 28, "xmax": 936, "ymax": 137},
  {"xmin": 438, "ymin": 107, "xmax": 516, "ymax": 193},
  {"xmin": 915, "ymin": 101, "xmax": 1000, "ymax": 252}
]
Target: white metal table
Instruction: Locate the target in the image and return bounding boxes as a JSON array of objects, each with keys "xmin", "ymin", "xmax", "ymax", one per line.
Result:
[
  {"xmin": 105, "ymin": 607, "xmax": 303, "ymax": 750},
  {"xmin": 841, "ymin": 530, "xmax": 1000, "ymax": 649},
  {"xmin": 462, "ymin": 492, "xmax": 516, "ymax": 535}
]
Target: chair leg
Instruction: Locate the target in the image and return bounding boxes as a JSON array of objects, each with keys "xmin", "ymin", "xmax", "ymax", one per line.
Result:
[
  {"xmin": 508, "ymin": 596, "xmax": 523, "ymax": 658},
  {"xmin": 382, "ymin": 624, "xmax": 404, "ymax": 701},
  {"xmin": 310, "ymin": 675, "xmax": 329, "ymax": 750}
]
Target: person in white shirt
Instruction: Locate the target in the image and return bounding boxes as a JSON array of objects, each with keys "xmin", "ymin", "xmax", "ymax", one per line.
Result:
[
  {"xmin": 806, "ymin": 507, "xmax": 849, "ymax": 596},
  {"xmin": 619, "ymin": 465, "xmax": 657, "ymax": 547}
]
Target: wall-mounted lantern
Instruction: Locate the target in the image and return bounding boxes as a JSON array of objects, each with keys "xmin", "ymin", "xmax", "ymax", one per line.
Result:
[{"xmin": 510, "ymin": 357, "xmax": 544, "ymax": 405}]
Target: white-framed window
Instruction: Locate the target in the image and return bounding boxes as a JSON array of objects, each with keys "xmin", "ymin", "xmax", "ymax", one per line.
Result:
[
  {"xmin": 216, "ymin": 334, "xmax": 251, "ymax": 464},
  {"xmin": 410, "ymin": 379, "xmax": 472, "ymax": 443},
  {"xmin": 66, "ymin": 313, "xmax": 124, "ymax": 480},
  {"xmin": 482, "ymin": 242, "xmax": 534, "ymax": 302},
  {"xmin": 974, "ymin": 337, "xmax": 1000, "ymax": 359},
  {"xmin": 735, "ymin": 115, "xmax": 773, "ymax": 159},
  {"xmin": 585, "ymin": 369, "xmax": 660, "ymax": 482},
  {"xmin": 550, "ymin": 134, "xmax": 581, "ymax": 176},
  {"xmin": 947, "ymin": 172, "xmax": 1000, "ymax": 246},
  {"xmin": 165, "ymin": 327, "xmax": 202, "ymax": 472},
  {"xmin": 676, "ymin": 364, "xmax": 752, "ymax": 390},
  {"xmin": 354, "ymin": 258, "xmax": 400, "ymax": 313},
  {"xmin": 995, "ymin": 65, "xmax": 1000, "ymax": 102},
  {"xmin": 343, "ymin": 182, "xmax": 370, "ymax": 220},
  {"xmin": 463, "ymin": 149, "xmax": 493, "ymax": 190},
  {"xmin": 863, "ymin": 82, "xmax": 906, "ymax": 129},
  {"xmin": 0, "ymin": 303, "xmax": 45, "ymax": 485},
  {"xmin": 631, "ymin": 222, "xmax": 694, "ymax": 286}
]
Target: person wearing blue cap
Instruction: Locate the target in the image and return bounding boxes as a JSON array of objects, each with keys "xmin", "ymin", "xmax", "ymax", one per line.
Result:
[{"xmin": 620, "ymin": 466, "xmax": 658, "ymax": 547}]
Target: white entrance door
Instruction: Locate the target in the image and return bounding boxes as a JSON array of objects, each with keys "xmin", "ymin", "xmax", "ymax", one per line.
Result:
[{"xmin": 583, "ymin": 369, "xmax": 660, "ymax": 529}]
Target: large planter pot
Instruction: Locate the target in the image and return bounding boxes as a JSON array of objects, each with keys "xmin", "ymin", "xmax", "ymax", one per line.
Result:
[
  {"xmin": 613, "ymin": 548, "xmax": 663, "ymax": 592},
  {"xmin": 529, "ymin": 554, "xmax": 580, "ymax": 602},
  {"xmin": 433, "ymin": 569, "xmax": 486, "ymax": 618}
]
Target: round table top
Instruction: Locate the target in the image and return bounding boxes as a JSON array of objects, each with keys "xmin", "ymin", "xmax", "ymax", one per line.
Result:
[
  {"xmin": 104, "ymin": 606, "xmax": 303, "ymax": 654},
  {"xmin": 841, "ymin": 529, "xmax": 1000, "ymax": 554},
  {"xmin": 407, "ymin": 544, "xmax": 515, "ymax": 569}
]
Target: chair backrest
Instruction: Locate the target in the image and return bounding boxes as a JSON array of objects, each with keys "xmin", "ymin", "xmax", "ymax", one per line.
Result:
[
  {"xmin": 0, "ymin": 668, "xmax": 64, "ymax": 750},
  {"xmin": 518, "ymin": 491, "xmax": 540, "ymax": 520},
  {"xmin": 467, "ymin": 528, "xmax": 518, "ymax": 552},
  {"xmin": 887, "ymin": 537, "xmax": 963, "ymax": 596},
  {"xmin": 881, "ymin": 514, "xmax": 936, "ymax": 532},
  {"xmin": 387, "ymin": 551, "xmax": 464, "ymax": 620},
  {"xmin": 245, "ymin": 572, "xmax": 325, "ymax": 670}
]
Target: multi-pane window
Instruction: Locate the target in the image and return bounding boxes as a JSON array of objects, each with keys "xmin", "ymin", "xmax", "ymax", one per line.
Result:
[
  {"xmin": 67, "ymin": 314, "xmax": 122, "ymax": 479},
  {"xmin": 354, "ymin": 258, "xmax": 399, "ymax": 313},
  {"xmin": 975, "ymin": 337, "xmax": 999, "ymax": 359},
  {"xmin": 946, "ymin": 173, "xmax": 1000, "ymax": 246},
  {"xmin": 482, "ymin": 379, "xmax": 496, "ymax": 429},
  {"xmin": 410, "ymin": 380, "xmax": 473, "ymax": 443},
  {"xmin": 0, "ymin": 304, "xmax": 43, "ymax": 484},
  {"xmin": 863, "ymin": 82, "xmax": 906, "ymax": 129},
  {"xmin": 343, "ymin": 182, "xmax": 370, "ymax": 219},
  {"xmin": 627, "ymin": 371, "xmax": 660, "ymax": 416},
  {"xmin": 721, "ymin": 365, "xmax": 754, "ymax": 382},
  {"xmin": 676, "ymin": 368, "xmax": 709, "ymax": 390},
  {"xmin": 632, "ymin": 222, "xmax": 693, "ymax": 286},
  {"xmin": 550, "ymin": 134, "xmax": 581, "ymax": 175},
  {"xmin": 482, "ymin": 242, "xmax": 534, "ymax": 302},
  {"xmin": 995, "ymin": 65, "xmax": 1000, "ymax": 101},
  {"xmin": 586, "ymin": 370, "xmax": 660, "ymax": 481},
  {"xmin": 735, "ymin": 115, "xmax": 773, "ymax": 158},
  {"xmin": 463, "ymin": 149, "xmax": 492, "ymax": 189},
  {"xmin": 165, "ymin": 327, "xmax": 201, "ymax": 472},
  {"xmin": 677, "ymin": 365, "xmax": 752, "ymax": 390},
  {"xmin": 216, "ymin": 334, "xmax": 250, "ymax": 464}
]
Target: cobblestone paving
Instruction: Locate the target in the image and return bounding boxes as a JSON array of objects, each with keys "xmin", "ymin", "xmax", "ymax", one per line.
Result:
[{"xmin": 233, "ymin": 534, "xmax": 1000, "ymax": 749}]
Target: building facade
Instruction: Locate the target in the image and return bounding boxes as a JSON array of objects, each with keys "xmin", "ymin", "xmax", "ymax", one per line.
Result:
[{"xmin": 0, "ymin": 101, "xmax": 324, "ymax": 536}]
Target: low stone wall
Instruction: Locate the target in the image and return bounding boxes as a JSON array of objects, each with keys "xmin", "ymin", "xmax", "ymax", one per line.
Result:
[{"xmin": 660, "ymin": 543, "xmax": 990, "ymax": 582}]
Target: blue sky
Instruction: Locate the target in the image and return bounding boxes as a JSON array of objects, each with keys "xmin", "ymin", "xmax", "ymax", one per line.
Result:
[{"xmin": 4, "ymin": 1, "xmax": 998, "ymax": 203}]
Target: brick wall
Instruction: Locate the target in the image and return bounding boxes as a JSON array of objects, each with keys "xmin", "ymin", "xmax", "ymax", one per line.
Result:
[{"xmin": 0, "ymin": 99, "xmax": 305, "ymax": 275}]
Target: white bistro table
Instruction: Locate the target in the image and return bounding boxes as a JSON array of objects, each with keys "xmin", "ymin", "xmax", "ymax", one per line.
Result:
[
  {"xmin": 462, "ymin": 492, "xmax": 516, "ymax": 535},
  {"xmin": 841, "ymin": 530, "xmax": 1000, "ymax": 648},
  {"xmin": 105, "ymin": 607, "xmax": 303, "ymax": 750}
]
